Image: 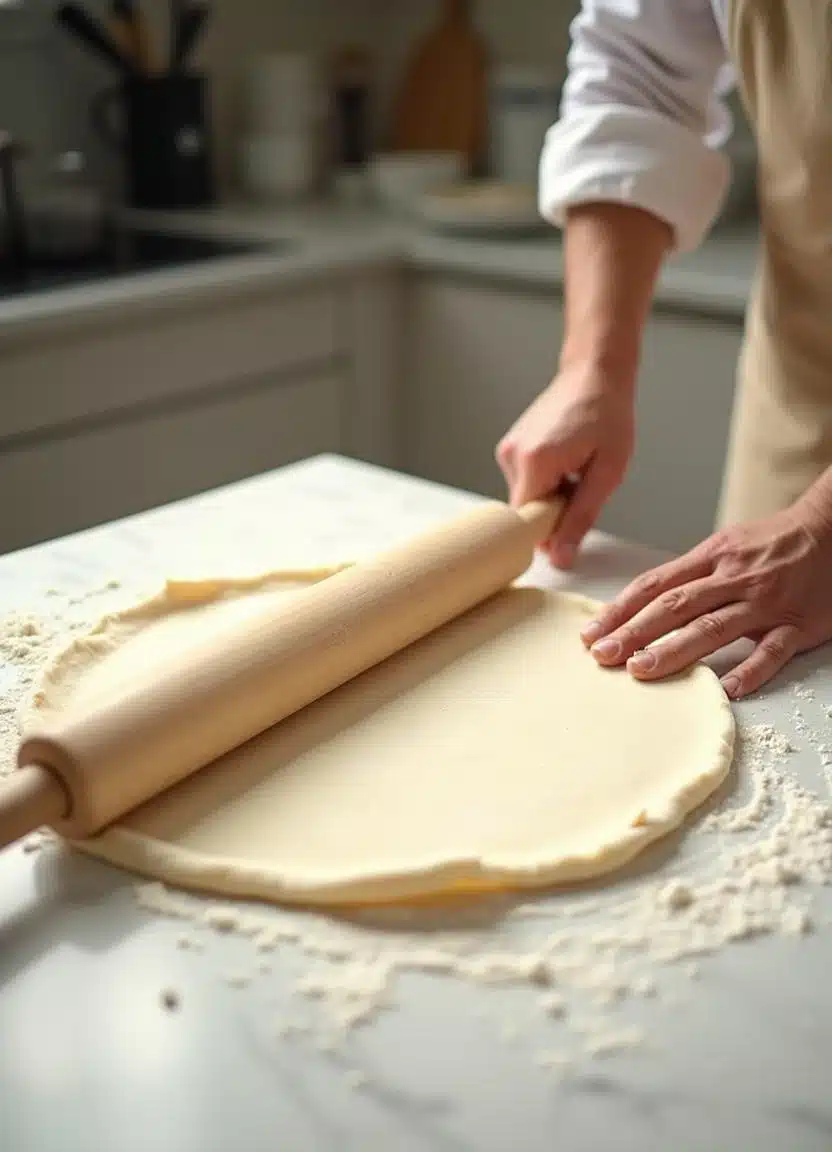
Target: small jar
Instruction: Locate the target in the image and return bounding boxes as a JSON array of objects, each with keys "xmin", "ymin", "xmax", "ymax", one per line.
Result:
[{"xmin": 489, "ymin": 65, "xmax": 560, "ymax": 189}]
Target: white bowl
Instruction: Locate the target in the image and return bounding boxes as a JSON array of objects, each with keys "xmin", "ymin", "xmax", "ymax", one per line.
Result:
[
  {"xmin": 369, "ymin": 151, "xmax": 466, "ymax": 215},
  {"xmin": 417, "ymin": 180, "xmax": 546, "ymax": 236},
  {"xmin": 240, "ymin": 132, "xmax": 317, "ymax": 201}
]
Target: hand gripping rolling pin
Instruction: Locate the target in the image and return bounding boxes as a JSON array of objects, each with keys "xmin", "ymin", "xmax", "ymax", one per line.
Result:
[{"xmin": 0, "ymin": 498, "xmax": 564, "ymax": 851}]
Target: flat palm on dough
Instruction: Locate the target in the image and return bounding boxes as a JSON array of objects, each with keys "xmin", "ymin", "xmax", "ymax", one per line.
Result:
[{"xmin": 24, "ymin": 571, "xmax": 735, "ymax": 905}]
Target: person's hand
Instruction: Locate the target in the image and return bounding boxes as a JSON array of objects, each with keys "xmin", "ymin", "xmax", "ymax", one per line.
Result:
[
  {"xmin": 496, "ymin": 360, "xmax": 636, "ymax": 568},
  {"xmin": 581, "ymin": 498, "xmax": 832, "ymax": 699}
]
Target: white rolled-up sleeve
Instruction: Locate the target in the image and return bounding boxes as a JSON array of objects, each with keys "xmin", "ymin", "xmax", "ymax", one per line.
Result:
[{"xmin": 539, "ymin": 0, "xmax": 733, "ymax": 252}]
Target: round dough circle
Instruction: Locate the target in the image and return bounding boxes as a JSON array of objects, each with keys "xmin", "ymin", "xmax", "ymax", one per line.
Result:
[{"xmin": 25, "ymin": 573, "xmax": 735, "ymax": 906}]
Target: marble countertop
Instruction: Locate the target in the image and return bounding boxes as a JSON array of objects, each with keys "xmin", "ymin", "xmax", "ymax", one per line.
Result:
[
  {"xmin": 0, "ymin": 454, "xmax": 830, "ymax": 1152},
  {"xmin": 0, "ymin": 199, "xmax": 758, "ymax": 341}
]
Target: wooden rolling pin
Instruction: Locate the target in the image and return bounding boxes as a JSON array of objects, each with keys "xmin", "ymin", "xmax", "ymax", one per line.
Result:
[{"xmin": 0, "ymin": 498, "xmax": 564, "ymax": 851}]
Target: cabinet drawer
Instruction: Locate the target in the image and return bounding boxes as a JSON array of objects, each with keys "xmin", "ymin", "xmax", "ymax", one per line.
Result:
[
  {"xmin": 0, "ymin": 285, "xmax": 341, "ymax": 441},
  {"xmin": 0, "ymin": 368, "xmax": 344, "ymax": 554}
]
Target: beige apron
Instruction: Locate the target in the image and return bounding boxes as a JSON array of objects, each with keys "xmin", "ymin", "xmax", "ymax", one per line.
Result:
[{"xmin": 717, "ymin": 0, "xmax": 832, "ymax": 526}]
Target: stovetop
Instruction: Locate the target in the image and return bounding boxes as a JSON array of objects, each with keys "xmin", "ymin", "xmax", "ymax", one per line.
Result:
[{"xmin": 0, "ymin": 224, "xmax": 285, "ymax": 299}]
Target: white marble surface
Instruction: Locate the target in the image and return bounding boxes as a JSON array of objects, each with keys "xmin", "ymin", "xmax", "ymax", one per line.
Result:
[
  {"xmin": 0, "ymin": 199, "xmax": 757, "ymax": 342},
  {"xmin": 1, "ymin": 454, "xmax": 830, "ymax": 1152}
]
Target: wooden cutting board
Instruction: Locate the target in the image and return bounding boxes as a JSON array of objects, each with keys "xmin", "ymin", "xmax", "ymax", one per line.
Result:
[{"xmin": 390, "ymin": 0, "xmax": 488, "ymax": 173}]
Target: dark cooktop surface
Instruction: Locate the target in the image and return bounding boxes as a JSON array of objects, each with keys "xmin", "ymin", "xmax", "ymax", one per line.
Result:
[{"xmin": 0, "ymin": 225, "xmax": 284, "ymax": 300}]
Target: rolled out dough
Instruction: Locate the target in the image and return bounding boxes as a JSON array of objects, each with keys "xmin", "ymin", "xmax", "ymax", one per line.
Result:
[{"xmin": 25, "ymin": 571, "xmax": 735, "ymax": 906}]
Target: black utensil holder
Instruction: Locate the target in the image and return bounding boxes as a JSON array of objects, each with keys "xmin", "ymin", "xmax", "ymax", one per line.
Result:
[{"xmin": 94, "ymin": 74, "xmax": 215, "ymax": 210}]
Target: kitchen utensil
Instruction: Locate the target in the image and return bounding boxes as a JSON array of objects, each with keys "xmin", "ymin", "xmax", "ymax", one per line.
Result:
[
  {"xmin": 56, "ymin": 2, "xmax": 138, "ymax": 75},
  {"xmin": 171, "ymin": 1, "xmax": 209, "ymax": 72},
  {"xmin": 92, "ymin": 74, "xmax": 214, "ymax": 209},
  {"xmin": 489, "ymin": 65, "xmax": 560, "ymax": 187},
  {"xmin": 110, "ymin": 0, "xmax": 155, "ymax": 74},
  {"xmin": 0, "ymin": 497, "xmax": 564, "ymax": 850},
  {"xmin": 416, "ymin": 179, "xmax": 547, "ymax": 236},
  {"xmin": 369, "ymin": 151, "xmax": 465, "ymax": 215},
  {"xmin": 391, "ymin": 0, "xmax": 487, "ymax": 173},
  {"xmin": 240, "ymin": 131, "xmax": 317, "ymax": 201},
  {"xmin": 170, "ymin": 0, "xmax": 184, "ymax": 69}
]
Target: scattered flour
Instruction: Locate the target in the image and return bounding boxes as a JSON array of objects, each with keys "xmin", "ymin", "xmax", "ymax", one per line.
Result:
[
  {"xmin": 535, "ymin": 1049, "xmax": 572, "ymax": 1076},
  {"xmin": 0, "ymin": 614, "xmax": 48, "ymax": 664},
  {"xmin": 584, "ymin": 1027, "xmax": 644, "ymax": 1058},
  {"xmin": 225, "ymin": 972, "xmax": 252, "ymax": 989},
  {"xmin": 540, "ymin": 992, "xmax": 567, "ymax": 1019},
  {"xmin": 201, "ymin": 906, "xmax": 243, "ymax": 933},
  {"xmin": 2, "ymin": 588, "xmax": 832, "ymax": 1086},
  {"xmin": 632, "ymin": 976, "xmax": 657, "ymax": 998}
]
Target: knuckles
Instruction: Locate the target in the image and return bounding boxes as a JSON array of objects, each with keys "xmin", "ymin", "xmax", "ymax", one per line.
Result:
[
  {"xmin": 629, "ymin": 570, "xmax": 663, "ymax": 602},
  {"xmin": 757, "ymin": 632, "xmax": 793, "ymax": 664},
  {"xmin": 657, "ymin": 587, "xmax": 689, "ymax": 618}
]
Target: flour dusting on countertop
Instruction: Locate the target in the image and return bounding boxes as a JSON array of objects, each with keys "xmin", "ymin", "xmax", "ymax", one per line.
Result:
[{"xmin": 2, "ymin": 583, "xmax": 832, "ymax": 1087}]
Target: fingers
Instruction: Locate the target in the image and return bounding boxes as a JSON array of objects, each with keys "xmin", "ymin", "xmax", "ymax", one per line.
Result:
[
  {"xmin": 505, "ymin": 443, "xmax": 561, "ymax": 508},
  {"xmin": 546, "ymin": 458, "xmax": 620, "ymax": 570},
  {"xmin": 586, "ymin": 575, "xmax": 738, "ymax": 666},
  {"xmin": 625, "ymin": 602, "xmax": 753, "ymax": 680},
  {"xmin": 581, "ymin": 549, "xmax": 714, "ymax": 649},
  {"xmin": 495, "ymin": 437, "xmax": 517, "ymax": 496},
  {"xmin": 720, "ymin": 626, "xmax": 801, "ymax": 700},
  {"xmin": 495, "ymin": 435, "xmax": 547, "ymax": 506}
]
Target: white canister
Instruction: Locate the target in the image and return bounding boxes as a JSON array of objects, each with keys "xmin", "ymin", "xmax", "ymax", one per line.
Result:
[
  {"xmin": 239, "ymin": 132, "xmax": 318, "ymax": 201},
  {"xmin": 245, "ymin": 53, "xmax": 325, "ymax": 136},
  {"xmin": 489, "ymin": 65, "xmax": 561, "ymax": 188}
]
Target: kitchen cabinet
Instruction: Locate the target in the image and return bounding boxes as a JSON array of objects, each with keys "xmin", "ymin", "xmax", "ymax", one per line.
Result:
[
  {"xmin": 0, "ymin": 368, "xmax": 344, "ymax": 555},
  {"xmin": 402, "ymin": 273, "xmax": 745, "ymax": 554},
  {"xmin": 0, "ymin": 269, "xmax": 400, "ymax": 554}
]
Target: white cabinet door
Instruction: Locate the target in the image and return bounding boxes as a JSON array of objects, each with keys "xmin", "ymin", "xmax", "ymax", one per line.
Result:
[
  {"xmin": 404, "ymin": 274, "xmax": 744, "ymax": 554},
  {"xmin": 0, "ymin": 368, "xmax": 344, "ymax": 554},
  {"xmin": 0, "ymin": 286, "xmax": 341, "ymax": 440}
]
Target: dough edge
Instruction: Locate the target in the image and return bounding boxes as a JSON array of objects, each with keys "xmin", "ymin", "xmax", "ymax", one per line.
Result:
[{"xmin": 28, "ymin": 569, "xmax": 736, "ymax": 908}]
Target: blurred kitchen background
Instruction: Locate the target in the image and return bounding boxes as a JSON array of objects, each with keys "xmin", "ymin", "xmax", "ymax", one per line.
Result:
[{"xmin": 0, "ymin": 0, "xmax": 759, "ymax": 559}]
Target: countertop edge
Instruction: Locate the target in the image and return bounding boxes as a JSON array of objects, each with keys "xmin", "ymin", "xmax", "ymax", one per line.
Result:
[{"xmin": 0, "ymin": 205, "xmax": 758, "ymax": 342}]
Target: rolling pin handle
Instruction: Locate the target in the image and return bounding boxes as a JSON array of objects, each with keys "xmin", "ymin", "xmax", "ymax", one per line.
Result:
[
  {"xmin": 516, "ymin": 497, "xmax": 567, "ymax": 543},
  {"xmin": 0, "ymin": 764, "xmax": 69, "ymax": 851}
]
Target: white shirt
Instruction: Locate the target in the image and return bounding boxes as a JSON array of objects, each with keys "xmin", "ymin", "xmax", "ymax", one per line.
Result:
[{"xmin": 539, "ymin": 0, "xmax": 736, "ymax": 252}]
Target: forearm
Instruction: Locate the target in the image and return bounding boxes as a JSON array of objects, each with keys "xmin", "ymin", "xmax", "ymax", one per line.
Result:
[{"xmin": 559, "ymin": 202, "xmax": 672, "ymax": 381}]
